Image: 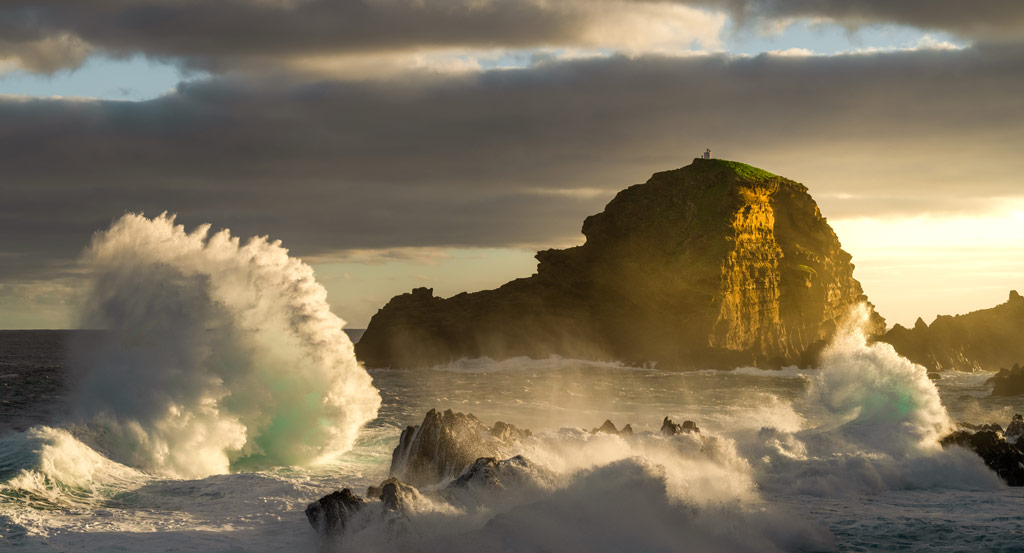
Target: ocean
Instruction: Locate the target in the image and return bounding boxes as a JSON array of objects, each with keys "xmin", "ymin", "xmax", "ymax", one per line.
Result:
[{"xmin": 1, "ymin": 329, "xmax": 1023, "ymax": 552}]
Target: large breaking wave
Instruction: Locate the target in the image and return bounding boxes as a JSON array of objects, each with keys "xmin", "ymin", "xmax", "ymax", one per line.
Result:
[{"xmin": 67, "ymin": 213, "xmax": 381, "ymax": 478}]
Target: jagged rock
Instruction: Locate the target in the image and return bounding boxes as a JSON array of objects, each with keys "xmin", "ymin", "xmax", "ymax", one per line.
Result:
[
  {"xmin": 448, "ymin": 455, "xmax": 532, "ymax": 491},
  {"xmin": 927, "ymin": 372, "xmax": 941, "ymax": 380},
  {"xmin": 305, "ymin": 488, "xmax": 366, "ymax": 550},
  {"xmin": 356, "ymin": 159, "xmax": 883, "ymax": 370},
  {"xmin": 940, "ymin": 426, "xmax": 1024, "ymax": 486},
  {"xmin": 591, "ymin": 420, "xmax": 635, "ymax": 436},
  {"xmin": 882, "ymin": 291, "xmax": 1024, "ymax": 372},
  {"xmin": 987, "ymin": 364, "xmax": 1024, "ymax": 396},
  {"xmin": 661, "ymin": 417, "xmax": 700, "ymax": 435},
  {"xmin": 1005, "ymin": 414, "xmax": 1024, "ymax": 444},
  {"xmin": 389, "ymin": 409, "xmax": 528, "ymax": 487}
]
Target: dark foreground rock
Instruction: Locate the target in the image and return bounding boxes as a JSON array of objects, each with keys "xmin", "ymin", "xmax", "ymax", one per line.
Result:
[
  {"xmin": 882, "ymin": 291, "xmax": 1024, "ymax": 372},
  {"xmin": 304, "ymin": 489, "xmax": 366, "ymax": 551},
  {"xmin": 987, "ymin": 363, "xmax": 1024, "ymax": 396},
  {"xmin": 940, "ymin": 416, "xmax": 1024, "ymax": 486},
  {"xmin": 356, "ymin": 159, "xmax": 883, "ymax": 370}
]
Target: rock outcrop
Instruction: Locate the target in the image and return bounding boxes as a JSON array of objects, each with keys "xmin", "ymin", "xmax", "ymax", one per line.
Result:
[
  {"xmin": 389, "ymin": 408, "xmax": 530, "ymax": 487},
  {"xmin": 307, "ymin": 410, "xmax": 708, "ymax": 547},
  {"xmin": 592, "ymin": 419, "xmax": 633, "ymax": 436},
  {"xmin": 987, "ymin": 364, "xmax": 1024, "ymax": 396},
  {"xmin": 304, "ymin": 488, "xmax": 367, "ymax": 551},
  {"xmin": 660, "ymin": 417, "xmax": 700, "ymax": 435},
  {"xmin": 940, "ymin": 418, "xmax": 1024, "ymax": 486},
  {"xmin": 356, "ymin": 159, "xmax": 882, "ymax": 370},
  {"xmin": 881, "ymin": 291, "xmax": 1024, "ymax": 372}
]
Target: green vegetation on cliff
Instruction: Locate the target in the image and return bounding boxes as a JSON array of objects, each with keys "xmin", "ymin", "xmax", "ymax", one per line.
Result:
[{"xmin": 356, "ymin": 158, "xmax": 883, "ymax": 369}]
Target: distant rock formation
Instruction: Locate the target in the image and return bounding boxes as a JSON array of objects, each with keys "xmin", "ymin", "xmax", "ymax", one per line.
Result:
[
  {"xmin": 881, "ymin": 291, "xmax": 1024, "ymax": 372},
  {"xmin": 356, "ymin": 159, "xmax": 883, "ymax": 369},
  {"xmin": 941, "ymin": 416, "xmax": 1024, "ymax": 486},
  {"xmin": 987, "ymin": 364, "xmax": 1024, "ymax": 396}
]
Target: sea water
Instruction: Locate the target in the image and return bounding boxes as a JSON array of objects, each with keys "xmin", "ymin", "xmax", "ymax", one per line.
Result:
[
  {"xmin": 2, "ymin": 331, "xmax": 1023, "ymax": 552},
  {"xmin": 2, "ymin": 214, "xmax": 1022, "ymax": 552}
]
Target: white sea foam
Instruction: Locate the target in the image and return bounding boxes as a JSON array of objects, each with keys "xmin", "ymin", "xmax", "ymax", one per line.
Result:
[
  {"xmin": 69, "ymin": 213, "xmax": 381, "ymax": 478},
  {"xmin": 0, "ymin": 426, "xmax": 145, "ymax": 508},
  {"xmin": 331, "ymin": 427, "xmax": 835, "ymax": 553},
  {"xmin": 745, "ymin": 304, "xmax": 1003, "ymax": 495}
]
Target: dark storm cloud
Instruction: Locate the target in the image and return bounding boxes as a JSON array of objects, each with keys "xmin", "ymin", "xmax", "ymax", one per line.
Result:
[
  {"xmin": 0, "ymin": 0, "xmax": 657, "ymax": 73},
  {"xmin": 2, "ymin": 0, "xmax": 1021, "ymax": 75},
  {"xmin": 3, "ymin": 44, "xmax": 1024, "ymax": 280}
]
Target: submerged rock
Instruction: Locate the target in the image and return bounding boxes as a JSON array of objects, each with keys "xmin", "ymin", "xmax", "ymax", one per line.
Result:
[
  {"xmin": 389, "ymin": 408, "xmax": 530, "ymax": 487},
  {"xmin": 940, "ymin": 417, "xmax": 1024, "ymax": 486},
  {"xmin": 660, "ymin": 417, "xmax": 700, "ymax": 435},
  {"xmin": 987, "ymin": 364, "xmax": 1024, "ymax": 396},
  {"xmin": 356, "ymin": 159, "xmax": 883, "ymax": 370},
  {"xmin": 882, "ymin": 291, "xmax": 1024, "ymax": 372}
]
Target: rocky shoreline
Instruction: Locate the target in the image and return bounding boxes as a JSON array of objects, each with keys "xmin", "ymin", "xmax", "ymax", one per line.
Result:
[{"xmin": 306, "ymin": 409, "xmax": 1024, "ymax": 550}]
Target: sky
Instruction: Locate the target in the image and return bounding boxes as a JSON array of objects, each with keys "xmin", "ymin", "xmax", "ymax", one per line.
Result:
[{"xmin": 2, "ymin": 0, "xmax": 1023, "ymax": 330}]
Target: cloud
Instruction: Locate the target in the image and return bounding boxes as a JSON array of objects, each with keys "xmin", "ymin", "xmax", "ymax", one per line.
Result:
[
  {"xmin": 2, "ymin": 44, "xmax": 1024, "ymax": 284},
  {"xmin": 0, "ymin": 1, "xmax": 725, "ymax": 75},
  {"xmin": 0, "ymin": 33, "xmax": 91, "ymax": 74},
  {"xmin": 685, "ymin": 0, "xmax": 1024, "ymax": 42}
]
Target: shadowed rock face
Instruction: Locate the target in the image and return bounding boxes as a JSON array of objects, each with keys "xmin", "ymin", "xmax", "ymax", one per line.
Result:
[
  {"xmin": 988, "ymin": 364, "xmax": 1024, "ymax": 397},
  {"xmin": 389, "ymin": 408, "xmax": 530, "ymax": 487},
  {"xmin": 941, "ymin": 417, "xmax": 1024, "ymax": 486},
  {"xmin": 881, "ymin": 291, "xmax": 1024, "ymax": 372},
  {"xmin": 356, "ymin": 159, "xmax": 882, "ymax": 370},
  {"xmin": 304, "ymin": 489, "xmax": 366, "ymax": 551}
]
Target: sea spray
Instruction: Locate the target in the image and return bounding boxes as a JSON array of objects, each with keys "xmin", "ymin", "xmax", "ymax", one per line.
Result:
[
  {"xmin": 747, "ymin": 303, "xmax": 1001, "ymax": 494},
  {"xmin": 69, "ymin": 213, "xmax": 381, "ymax": 478},
  {"xmin": 809, "ymin": 303, "xmax": 950, "ymax": 455}
]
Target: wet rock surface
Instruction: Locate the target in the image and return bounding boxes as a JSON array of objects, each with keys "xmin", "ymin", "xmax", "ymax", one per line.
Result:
[
  {"xmin": 304, "ymin": 489, "xmax": 367, "ymax": 551},
  {"xmin": 941, "ymin": 415, "xmax": 1024, "ymax": 486}
]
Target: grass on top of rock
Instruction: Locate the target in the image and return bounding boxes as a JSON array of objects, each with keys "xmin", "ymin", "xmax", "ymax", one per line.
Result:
[{"xmin": 710, "ymin": 159, "xmax": 780, "ymax": 182}]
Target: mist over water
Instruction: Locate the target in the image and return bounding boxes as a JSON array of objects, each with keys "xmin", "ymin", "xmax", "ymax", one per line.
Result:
[{"xmin": 68, "ymin": 213, "xmax": 381, "ymax": 477}]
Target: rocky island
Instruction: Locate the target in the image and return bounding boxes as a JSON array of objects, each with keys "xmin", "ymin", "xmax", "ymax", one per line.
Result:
[
  {"xmin": 881, "ymin": 291, "xmax": 1024, "ymax": 372},
  {"xmin": 356, "ymin": 159, "xmax": 883, "ymax": 370}
]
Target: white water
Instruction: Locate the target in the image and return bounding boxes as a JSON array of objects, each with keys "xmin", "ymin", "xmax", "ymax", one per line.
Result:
[
  {"xmin": 69, "ymin": 213, "xmax": 381, "ymax": 477},
  {"xmin": 2, "ymin": 235, "xmax": 1022, "ymax": 552}
]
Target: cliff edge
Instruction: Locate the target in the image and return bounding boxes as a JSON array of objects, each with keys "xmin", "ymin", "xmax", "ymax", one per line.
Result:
[{"xmin": 356, "ymin": 159, "xmax": 884, "ymax": 369}]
